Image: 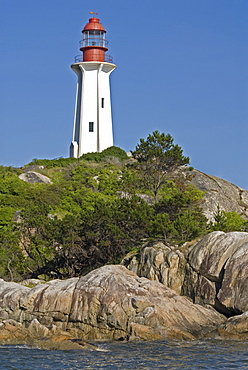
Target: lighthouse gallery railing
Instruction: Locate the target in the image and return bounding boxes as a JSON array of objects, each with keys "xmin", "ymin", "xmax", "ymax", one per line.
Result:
[{"xmin": 74, "ymin": 54, "xmax": 113, "ymax": 63}]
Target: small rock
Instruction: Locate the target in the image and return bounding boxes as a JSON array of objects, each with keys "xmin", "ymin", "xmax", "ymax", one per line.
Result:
[{"xmin": 19, "ymin": 171, "xmax": 52, "ymax": 184}]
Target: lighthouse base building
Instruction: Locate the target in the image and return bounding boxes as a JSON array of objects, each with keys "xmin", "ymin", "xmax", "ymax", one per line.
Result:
[{"xmin": 70, "ymin": 16, "xmax": 116, "ymax": 158}]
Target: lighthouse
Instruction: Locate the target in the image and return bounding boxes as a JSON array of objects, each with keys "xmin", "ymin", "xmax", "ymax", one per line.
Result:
[{"xmin": 70, "ymin": 15, "xmax": 116, "ymax": 158}]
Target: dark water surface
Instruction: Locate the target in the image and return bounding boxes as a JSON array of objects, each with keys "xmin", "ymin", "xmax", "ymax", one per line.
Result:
[{"xmin": 0, "ymin": 340, "xmax": 247, "ymax": 369}]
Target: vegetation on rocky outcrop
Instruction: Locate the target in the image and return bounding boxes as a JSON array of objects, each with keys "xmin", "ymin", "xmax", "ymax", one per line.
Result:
[{"xmin": 0, "ymin": 132, "xmax": 248, "ymax": 281}]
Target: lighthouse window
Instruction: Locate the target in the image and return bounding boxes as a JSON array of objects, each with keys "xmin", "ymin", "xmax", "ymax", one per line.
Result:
[
  {"xmin": 101, "ymin": 98, "xmax": 104, "ymax": 108},
  {"xmin": 89, "ymin": 122, "xmax": 94, "ymax": 132},
  {"xmin": 82, "ymin": 30, "xmax": 106, "ymax": 47}
]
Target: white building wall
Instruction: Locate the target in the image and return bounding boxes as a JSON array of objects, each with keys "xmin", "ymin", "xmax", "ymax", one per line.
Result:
[
  {"xmin": 98, "ymin": 64, "xmax": 115, "ymax": 152},
  {"xmin": 79, "ymin": 64, "xmax": 98, "ymax": 154},
  {"xmin": 70, "ymin": 62, "xmax": 116, "ymax": 157}
]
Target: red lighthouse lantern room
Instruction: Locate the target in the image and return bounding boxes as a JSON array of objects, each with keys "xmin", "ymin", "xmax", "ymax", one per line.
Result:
[{"xmin": 80, "ymin": 17, "xmax": 111, "ymax": 62}]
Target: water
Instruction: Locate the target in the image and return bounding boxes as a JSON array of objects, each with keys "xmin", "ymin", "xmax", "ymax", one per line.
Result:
[{"xmin": 0, "ymin": 340, "xmax": 247, "ymax": 370}]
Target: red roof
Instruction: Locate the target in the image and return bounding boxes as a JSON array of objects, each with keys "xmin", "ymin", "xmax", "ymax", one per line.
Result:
[{"xmin": 83, "ymin": 18, "xmax": 106, "ymax": 32}]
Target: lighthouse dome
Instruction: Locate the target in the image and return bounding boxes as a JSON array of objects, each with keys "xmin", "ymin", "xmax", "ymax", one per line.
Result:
[{"xmin": 83, "ymin": 18, "xmax": 106, "ymax": 32}]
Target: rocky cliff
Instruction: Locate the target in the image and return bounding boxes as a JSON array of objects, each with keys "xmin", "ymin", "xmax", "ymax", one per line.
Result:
[{"xmin": 186, "ymin": 169, "xmax": 248, "ymax": 221}]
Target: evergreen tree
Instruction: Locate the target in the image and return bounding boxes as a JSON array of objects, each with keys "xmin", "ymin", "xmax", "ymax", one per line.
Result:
[{"xmin": 131, "ymin": 131, "xmax": 190, "ymax": 202}]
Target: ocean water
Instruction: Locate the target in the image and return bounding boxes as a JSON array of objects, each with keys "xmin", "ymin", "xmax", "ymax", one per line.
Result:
[{"xmin": 0, "ymin": 340, "xmax": 247, "ymax": 370}]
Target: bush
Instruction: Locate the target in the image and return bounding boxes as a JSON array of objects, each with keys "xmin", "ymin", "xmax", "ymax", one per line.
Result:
[
  {"xmin": 80, "ymin": 146, "xmax": 128, "ymax": 162},
  {"xmin": 211, "ymin": 207, "xmax": 248, "ymax": 232},
  {"xmin": 26, "ymin": 157, "xmax": 78, "ymax": 168}
]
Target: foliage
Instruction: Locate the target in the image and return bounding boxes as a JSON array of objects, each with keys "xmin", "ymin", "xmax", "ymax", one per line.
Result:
[
  {"xmin": 81, "ymin": 146, "xmax": 128, "ymax": 162},
  {"xmin": 2, "ymin": 134, "xmax": 244, "ymax": 281},
  {"xmin": 0, "ymin": 207, "xmax": 17, "ymax": 228},
  {"xmin": 26, "ymin": 157, "xmax": 79, "ymax": 169},
  {"xmin": 151, "ymin": 182, "xmax": 207, "ymax": 243},
  {"xmin": 0, "ymin": 226, "xmax": 25, "ymax": 280},
  {"xmin": 211, "ymin": 206, "xmax": 248, "ymax": 232},
  {"xmin": 26, "ymin": 144, "xmax": 127, "ymax": 169},
  {"xmin": 131, "ymin": 131, "xmax": 190, "ymax": 202}
]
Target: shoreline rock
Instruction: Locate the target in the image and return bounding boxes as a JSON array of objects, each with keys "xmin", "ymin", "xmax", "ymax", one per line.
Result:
[
  {"xmin": 122, "ymin": 231, "xmax": 248, "ymax": 341},
  {"xmin": 0, "ymin": 265, "xmax": 225, "ymax": 346},
  {"xmin": 1, "ymin": 231, "xmax": 248, "ymax": 347}
]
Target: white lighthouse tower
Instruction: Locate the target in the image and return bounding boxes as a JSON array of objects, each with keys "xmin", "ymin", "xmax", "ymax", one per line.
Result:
[{"xmin": 70, "ymin": 15, "xmax": 116, "ymax": 158}]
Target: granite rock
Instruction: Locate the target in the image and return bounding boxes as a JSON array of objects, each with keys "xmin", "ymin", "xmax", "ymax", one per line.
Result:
[
  {"xmin": 0, "ymin": 265, "xmax": 225, "ymax": 344},
  {"xmin": 19, "ymin": 171, "xmax": 52, "ymax": 184},
  {"xmin": 123, "ymin": 232, "xmax": 248, "ymax": 319},
  {"xmin": 187, "ymin": 169, "xmax": 248, "ymax": 222}
]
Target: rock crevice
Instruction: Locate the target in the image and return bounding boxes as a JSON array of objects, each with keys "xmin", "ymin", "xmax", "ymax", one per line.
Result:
[{"xmin": 123, "ymin": 231, "xmax": 248, "ymax": 330}]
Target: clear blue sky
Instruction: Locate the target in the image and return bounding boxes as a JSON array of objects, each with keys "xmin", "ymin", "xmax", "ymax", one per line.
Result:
[{"xmin": 0, "ymin": 0, "xmax": 247, "ymax": 188}]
